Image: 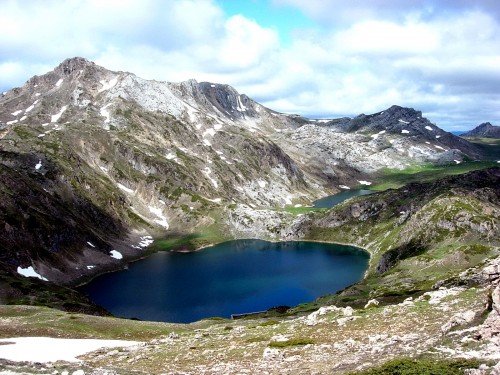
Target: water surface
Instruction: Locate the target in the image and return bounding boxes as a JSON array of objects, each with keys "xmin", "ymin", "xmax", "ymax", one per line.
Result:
[
  {"xmin": 313, "ymin": 189, "xmax": 374, "ymax": 208},
  {"xmin": 81, "ymin": 240, "xmax": 369, "ymax": 323}
]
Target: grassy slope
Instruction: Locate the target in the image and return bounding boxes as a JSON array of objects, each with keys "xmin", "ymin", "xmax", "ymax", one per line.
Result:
[
  {"xmin": 296, "ymin": 167, "xmax": 500, "ymax": 311},
  {"xmin": 370, "ymin": 160, "xmax": 498, "ymax": 191}
]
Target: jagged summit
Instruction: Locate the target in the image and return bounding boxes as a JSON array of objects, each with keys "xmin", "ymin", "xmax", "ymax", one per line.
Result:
[
  {"xmin": 55, "ymin": 57, "xmax": 96, "ymax": 75},
  {"xmin": 462, "ymin": 122, "xmax": 500, "ymax": 138}
]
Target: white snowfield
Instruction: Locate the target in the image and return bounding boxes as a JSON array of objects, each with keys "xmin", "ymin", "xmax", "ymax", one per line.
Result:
[
  {"xmin": 17, "ymin": 266, "xmax": 47, "ymax": 281},
  {"xmin": 0, "ymin": 337, "xmax": 140, "ymax": 363}
]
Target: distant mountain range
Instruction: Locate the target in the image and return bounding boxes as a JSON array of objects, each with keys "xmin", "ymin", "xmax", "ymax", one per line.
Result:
[{"xmin": 461, "ymin": 122, "xmax": 500, "ymax": 138}]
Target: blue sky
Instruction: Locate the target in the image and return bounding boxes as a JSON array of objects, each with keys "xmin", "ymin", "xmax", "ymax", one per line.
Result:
[
  {"xmin": 218, "ymin": 0, "xmax": 315, "ymax": 45},
  {"xmin": 1, "ymin": 0, "xmax": 500, "ymax": 130}
]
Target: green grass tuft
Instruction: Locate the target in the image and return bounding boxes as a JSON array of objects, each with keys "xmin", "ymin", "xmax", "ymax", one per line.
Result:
[
  {"xmin": 352, "ymin": 358, "xmax": 483, "ymax": 375},
  {"xmin": 269, "ymin": 338, "xmax": 315, "ymax": 348}
]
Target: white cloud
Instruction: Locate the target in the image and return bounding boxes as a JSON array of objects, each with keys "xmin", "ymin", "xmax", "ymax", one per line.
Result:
[{"xmin": 1, "ymin": 0, "xmax": 499, "ymax": 130}]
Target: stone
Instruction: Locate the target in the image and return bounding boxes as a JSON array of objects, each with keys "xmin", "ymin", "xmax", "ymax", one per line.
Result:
[{"xmin": 364, "ymin": 299, "xmax": 379, "ymax": 309}]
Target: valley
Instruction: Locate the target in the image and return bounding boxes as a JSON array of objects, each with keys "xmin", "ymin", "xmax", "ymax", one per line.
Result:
[{"xmin": 0, "ymin": 57, "xmax": 499, "ymax": 374}]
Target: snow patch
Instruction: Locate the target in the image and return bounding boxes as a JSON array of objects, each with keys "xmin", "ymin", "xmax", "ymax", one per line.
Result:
[
  {"xmin": 20, "ymin": 115, "xmax": 27, "ymax": 121},
  {"xmin": 339, "ymin": 185, "xmax": 350, "ymax": 189},
  {"xmin": 149, "ymin": 206, "xmax": 169, "ymax": 229},
  {"xmin": 201, "ymin": 167, "xmax": 218, "ymax": 188},
  {"xmin": 138, "ymin": 235, "xmax": 154, "ymax": 248},
  {"xmin": 203, "ymin": 128, "xmax": 216, "ymax": 137},
  {"xmin": 100, "ymin": 103, "xmax": 112, "ymax": 123},
  {"xmin": 35, "ymin": 160, "xmax": 42, "ymax": 170},
  {"xmin": 55, "ymin": 78, "xmax": 63, "ymax": 87},
  {"xmin": 398, "ymin": 119, "xmax": 409, "ymax": 124},
  {"xmin": 425, "ymin": 126, "xmax": 433, "ymax": 131},
  {"xmin": 401, "ymin": 129, "xmax": 410, "ymax": 134},
  {"xmin": 358, "ymin": 180, "xmax": 372, "ymax": 186},
  {"xmin": 98, "ymin": 77, "xmax": 118, "ymax": 93},
  {"xmin": 166, "ymin": 152, "xmax": 176, "ymax": 160},
  {"xmin": 51, "ymin": 105, "xmax": 68, "ymax": 122},
  {"xmin": 25, "ymin": 100, "xmax": 38, "ymax": 113},
  {"xmin": 436, "ymin": 135, "xmax": 441, "ymax": 139},
  {"xmin": 236, "ymin": 95, "xmax": 247, "ymax": 112},
  {"xmin": 203, "ymin": 139, "xmax": 212, "ymax": 147},
  {"xmin": 258, "ymin": 180, "xmax": 267, "ymax": 188},
  {"xmin": 87, "ymin": 241, "xmax": 96, "ymax": 248},
  {"xmin": 371, "ymin": 130, "xmax": 386, "ymax": 139},
  {"xmin": 453, "ymin": 160, "xmax": 461, "ymax": 164},
  {"xmin": 35, "ymin": 93, "xmax": 41, "ymax": 96},
  {"xmin": 117, "ymin": 183, "xmax": 134, "ymax": 194},
  {"xmin": 87, "ymin": 265, "xmax": 95, "ymax": 270},
  {"xmin": 11, "ymin": 110, "xmax": 22, "ymax": 116},
  {"xmin": 0, "ymin": 337, "xmax": 140, "ymax": 363},
  {"xmin": 17, "ymin": 266, "xmax": 48, "ymax": 281},
  {"xmin": 110, "ymin": 250, "xmax": 123, "ymax": 259},
  {"xmin": 207, "ymin": 198, "xmax": 222, "ymax": 203},
  {"xmin": 435, "ymin": 145, "xmax": 446, "ymax": 151},
  {"xmin": 6, "ymin": 120, "xmax": 18, "ymax": 125}
]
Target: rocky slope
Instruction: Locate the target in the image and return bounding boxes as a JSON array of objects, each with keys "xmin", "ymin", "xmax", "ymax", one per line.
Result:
[
  {"xmin": 462, "ymin": 122, "xmax": 500, "ymax": 138},
  {"xmin": 0, "ymin": 57, "xmax": 490, "ymax": 309}
]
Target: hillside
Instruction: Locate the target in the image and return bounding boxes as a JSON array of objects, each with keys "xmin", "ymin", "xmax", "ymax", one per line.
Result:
[{"xmin": 298, "ymin": 167, "xmax": 500, "ymax": 308}]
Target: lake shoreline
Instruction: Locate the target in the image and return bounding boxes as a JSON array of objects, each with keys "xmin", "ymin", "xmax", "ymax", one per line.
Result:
[{"xmin": 80, "ymin": 239, "xmax": 370, "ymax": 323}]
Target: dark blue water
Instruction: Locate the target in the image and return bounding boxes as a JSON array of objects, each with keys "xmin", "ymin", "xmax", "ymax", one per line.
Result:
[
  {"xmin": 80, "ymin": 240, "xmax": 369, "ymax": 323},
  {"xmin": 313, "ymin": 189, "xmax": 374, "ymax": 208}
]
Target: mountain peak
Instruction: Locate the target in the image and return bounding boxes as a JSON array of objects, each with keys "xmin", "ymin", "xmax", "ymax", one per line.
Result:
[
  {"xmin": 461, "ymin": 122, "xmax": 500, "ymax": 138},
  {"xmin": 55, "ymin": 57, "xmax": 96, "ymax": 76}
]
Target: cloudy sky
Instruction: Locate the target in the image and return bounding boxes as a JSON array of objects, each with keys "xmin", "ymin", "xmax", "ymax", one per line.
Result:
[{"xmin": 1, "ymin": 0, "xmax": 500, "ymax": 130}]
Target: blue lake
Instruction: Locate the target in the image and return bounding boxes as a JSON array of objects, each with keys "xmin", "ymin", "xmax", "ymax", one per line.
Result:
[
  {"xmin": 313, "ymin": 189, "xmax": 374, "ymax": 208},
  {"xmin": 80, "ymin": 240, "xmax": 369, "ymax": 323}
]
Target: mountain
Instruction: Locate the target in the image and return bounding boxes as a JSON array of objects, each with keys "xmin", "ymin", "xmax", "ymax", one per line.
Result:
[
  {"xmin": 0, "ymin": 58, "xmax": 499, "ymax": 373},
  {"xmin": 0, "ymin": 57, "xmax": 489, "ymax": 306},
  {"xmin": 461, "ymin": 122, "xmax": 500, "ymax": 138}
]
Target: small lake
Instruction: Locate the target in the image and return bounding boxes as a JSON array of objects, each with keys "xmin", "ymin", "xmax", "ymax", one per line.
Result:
[
  {"xmin": 80, "ymin": 240, "xmax": 369, "ymax": 323},
  {"xmin": 313, "ymin": 189, "xmax": 374, "ymax": 208}
]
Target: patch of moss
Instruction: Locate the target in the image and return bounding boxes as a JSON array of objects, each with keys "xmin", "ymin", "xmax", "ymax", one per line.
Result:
[
  {"xmin": 352, "ymin": 358, "xmax": 483, "ymax": 375},
  {"xmin": 269, "ymin": 338, "xmax": 315, "ymax": 348}
]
